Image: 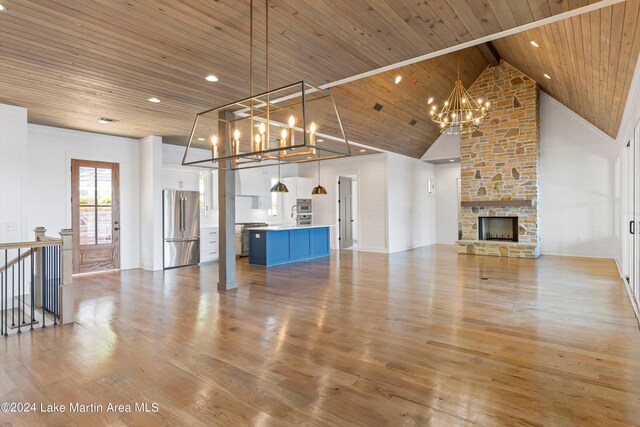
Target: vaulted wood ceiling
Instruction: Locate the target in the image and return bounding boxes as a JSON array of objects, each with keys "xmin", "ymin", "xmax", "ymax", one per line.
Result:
[
  {"xmin": 0, "ymin": 0, "xmax": 614, "ymax": 159},
  {"xmin": 492, "ymin": 0, "xmax": 640, "ymax": 138}
]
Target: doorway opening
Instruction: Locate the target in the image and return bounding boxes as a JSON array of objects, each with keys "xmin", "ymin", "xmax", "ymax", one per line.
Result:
[
  {"xmin": 338, "ymin": 175, "xmax": 358, "ymax": 249},
  {"xmin": 71, "ymin": 159, "xmax": 120, "ymax": 274}
]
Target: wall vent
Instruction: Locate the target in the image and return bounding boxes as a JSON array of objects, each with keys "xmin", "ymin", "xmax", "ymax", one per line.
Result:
[
  {"xmin": 98, "ymin": 117, "xmax": 118, "ymax": 124},
  {"xmin": 409, "ymin": 119, "xmax": 417, "ymax": 126},
  {"xmin": 373, "ymin": 103, "xmax": 383, "ymax": 111}
]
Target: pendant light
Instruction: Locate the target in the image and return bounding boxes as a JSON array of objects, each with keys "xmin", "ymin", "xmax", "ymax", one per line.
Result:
[
  {"xmin": 270, "ymin": 158, "xmax": 289, "ymax": 193},
  {"xmin": 182, "ymin": 0, "xmax": 351, "ymax": 170},
  {"xmin": 430, "ymin": 55, "xmax": 489, "ymax": 134},
  {"xmin": 311, "ymin": 159, "xmax": 327, "ymax": 195}
]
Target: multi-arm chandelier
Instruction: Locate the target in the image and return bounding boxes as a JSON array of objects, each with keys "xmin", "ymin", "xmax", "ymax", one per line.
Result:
[
  {"xmin": 182, "ymin": 0, "xmax": 350, "ymax": 171},
  {"xmin": 430, "ymin": 62, "xmax": 490, "ymax": 134}
]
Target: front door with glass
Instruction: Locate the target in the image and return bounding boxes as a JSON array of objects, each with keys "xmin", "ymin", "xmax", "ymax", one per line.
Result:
[{"xmin": 71, "ymin": 160, "xmax": 120, "ymax": 274}]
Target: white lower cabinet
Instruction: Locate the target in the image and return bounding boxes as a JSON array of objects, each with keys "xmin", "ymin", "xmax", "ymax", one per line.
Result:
[{"xmin": 200, "ymin": 227, "xmax": 219, "ymax": 262}]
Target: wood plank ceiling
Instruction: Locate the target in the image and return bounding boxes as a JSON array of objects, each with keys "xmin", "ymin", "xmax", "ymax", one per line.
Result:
[
  {"xmin": 492, "ymin": 0, "xmax": 640, "ymax": 138},
  {"xmin": 0, "ymin": 0, "xmax": 621, "ymax": 159}
]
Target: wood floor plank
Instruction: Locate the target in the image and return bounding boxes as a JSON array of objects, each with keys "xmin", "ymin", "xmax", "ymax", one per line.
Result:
[{"xmin": 0, "ymin": 245, "xmax": 639, "ymax": 426}]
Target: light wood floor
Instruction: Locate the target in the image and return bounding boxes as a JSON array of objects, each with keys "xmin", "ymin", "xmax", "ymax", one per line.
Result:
[{"xmin": 1, "ymin": 245, "xmax": 640, "ymax": 426}]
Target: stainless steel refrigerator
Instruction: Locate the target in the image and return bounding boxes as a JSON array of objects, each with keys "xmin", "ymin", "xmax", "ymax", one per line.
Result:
[{"xmin": 163, "ymin": 190, "xmax": 200, "ymax": 269}]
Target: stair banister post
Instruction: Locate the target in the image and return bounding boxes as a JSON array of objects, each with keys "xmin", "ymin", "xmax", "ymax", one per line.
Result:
[
  {"xmin": 33, "ymin": 227, "xmax": 46, "ymax": 308},
  {"xmin": 58, "ymin": 229, "xmax": 74, "ymax": 325}
]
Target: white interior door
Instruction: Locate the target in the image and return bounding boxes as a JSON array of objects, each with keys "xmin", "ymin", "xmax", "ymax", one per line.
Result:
[
  {"xmin": 634, "ymin": 125, "xmax": 640, "ymax": 306},
  {"xmin": 627, "ymin": 139, "xmax": 635, "ymax": 292},
  {"xmin": 339, "ymin": 177, "xmax": 354, "ymax": 249}
]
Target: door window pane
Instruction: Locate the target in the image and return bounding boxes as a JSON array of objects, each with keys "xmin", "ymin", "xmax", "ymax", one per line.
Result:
[
  {"xmin": 79, "ymin": 207, "xmax": 96, "ymax": 245},
  {"xmin": 97, "ymin": 168, "xmax": 112, "ymax": 205},
  {"xmin": 79, "ymin": 167, "xmax": 95, "ymax": 205},
  {"xmin": 97, "ymin": 207, "xmax": 112, "ymax": 244}
]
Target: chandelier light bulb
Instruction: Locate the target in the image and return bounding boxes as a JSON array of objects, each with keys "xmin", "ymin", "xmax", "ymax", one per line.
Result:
[
  {"xmin": 255, "ymin": 134, "xmax": 261, "ymax": 143},
  {"xmin": 445, "ymin": 101, "xmax": 449, "ymax": 106},
  {"xmin": 427, "ymin": 97, "xmax": 434, "ymax": 104},
  {"xmin": 211, "ymin": 135, "xmax": 217, "ymax": 145},
  {"xmin": 485, "ymin": 101, "xmax": 490, "ymax": 107},
  {"xmin": 288, "ymin": 115, "xmax": 295, "ymax": 127},
  {"xmin": 258, "ymin": 123, "xmax": 266, "ymax": 135},
  {"xmin": 280, "ymin": 129, "xmax": 287, "ymax": 139},
  {"xmin": 310, "ymin": 122, "xmax": 317, "ymax": 134},
  {"xmin": 233, "ymin": 129, "xmax": 240, "ymax": 140},
  {"xmin": 478, "ymin": 98, "xmax": 483, "ymax": 104}
]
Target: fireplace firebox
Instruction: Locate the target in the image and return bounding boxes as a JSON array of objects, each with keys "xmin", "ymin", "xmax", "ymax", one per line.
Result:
[{"xmin": 478, "ymin": 217, "xmax": 518, "ymax": 242}]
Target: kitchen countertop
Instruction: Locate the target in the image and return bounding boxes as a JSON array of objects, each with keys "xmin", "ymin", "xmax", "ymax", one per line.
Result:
[{"xmin": 247, "ymin": 224, "xmax": 335, "ymax": 231}]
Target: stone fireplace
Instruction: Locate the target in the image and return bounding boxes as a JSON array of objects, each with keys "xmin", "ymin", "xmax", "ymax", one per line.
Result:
[{"xmin": 457, "ymin": 61, "xmax": 540, "ymax": 258}]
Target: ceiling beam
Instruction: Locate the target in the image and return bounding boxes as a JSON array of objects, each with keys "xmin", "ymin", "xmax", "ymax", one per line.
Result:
[
  {"xmin": 477, "ymin": 42, "xmax": 500, "ymax": 67},
  {"xmin": 319, "ymin": 0, "xmax": 625, "ymax": 91}
]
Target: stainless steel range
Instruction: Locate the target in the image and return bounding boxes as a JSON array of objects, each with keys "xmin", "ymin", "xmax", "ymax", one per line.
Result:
[{"xmin": 238, "ymin": 222, "xmax": 268, "ymax": 256}]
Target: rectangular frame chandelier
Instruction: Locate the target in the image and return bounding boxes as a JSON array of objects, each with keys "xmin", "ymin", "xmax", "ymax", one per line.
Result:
[{"xmin": 181, "ymin": 81, "xmax": 352, "ymax": 170}]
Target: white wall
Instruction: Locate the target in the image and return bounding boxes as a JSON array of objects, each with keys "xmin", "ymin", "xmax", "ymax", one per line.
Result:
[
  {"xmin": 386, "ymin": 153, "xmax": 437, "ymax": 252},
  {"xmin": 299, "ymin": 154, "xmax": 389, "ymax": 252},
  {"xmin": 27, "ymin": 124, "xmax": 141, "ymax": 269},
  {"xmin": 299, "ymin": 152, "xmax": 437, "ymax": 253},
  {"xmin": 435, "ymin": 162, "xmax": 461, "ymax": 244},
  {"xmin": 0, "ymin": 104, "xmax": 28, "ymax": 243},
  {"xmin": 421, "ymin": 133, "xmax": 460, "ymax": 162},
  {"xmin": 540, "ymin": 92, "xmax": 618, "ymax": 258}
]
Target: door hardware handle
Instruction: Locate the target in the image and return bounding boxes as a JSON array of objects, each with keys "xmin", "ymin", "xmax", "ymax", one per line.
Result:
[{"xmin": 631, "ymin": 221, "xmax": 635, "ymax": 235}]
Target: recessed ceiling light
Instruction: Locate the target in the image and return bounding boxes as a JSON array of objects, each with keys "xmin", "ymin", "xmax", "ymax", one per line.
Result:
[
  {"xmin": 544, "ymin": 73, "xmax": 551, "ymax": 80},
  {"xmin": 306, "ymin": 156, "xmax": 313, "ymax": 159},
  {"xmin": 360, "ymin": 149, "xmax": 366, "ymax": 152},
  {"xmin": 394, "ymin": 75, "xmax": 402, "ymax": 84},
  {"xmin": 449, "ymin": 159, "xmax": 455, "ymax": 162},
  {"xmin": 427, "ymin": 97, "xmax": 434, "ymax": 105},
  {"xmin": 205, "ymin": 74, "xmax": 219, "ymax": 82},
  {"xmin": 97, "ymin": 117, "xmax": 117, "ymax": 124},
  {"xmin": 197, "ymin": 137, "xmax": 205, "ymax": 141},
  {"xmin": 148, "ymin": 97, "xmax": 160, "ymax": 103},
  {"xmin": 530, "ymin": 40, "xmax": 540, "ymax": 48},
  {"xmin": 317, "ymin": 139, "xmax": 324, "ymax": 142},
  {"xmin": 0, "ymin": 4, "xmax": 6, "ymax": 11}
]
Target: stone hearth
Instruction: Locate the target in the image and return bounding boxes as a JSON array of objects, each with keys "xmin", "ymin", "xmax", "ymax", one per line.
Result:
[{"xmin": 456, "ymin": 61, "xmax": 540, "ymax": 258}]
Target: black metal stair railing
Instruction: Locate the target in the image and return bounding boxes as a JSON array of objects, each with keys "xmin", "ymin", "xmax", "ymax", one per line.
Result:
[{"xmin": 1, "ymin": 241, "xmax": 62, "ymax": 337}]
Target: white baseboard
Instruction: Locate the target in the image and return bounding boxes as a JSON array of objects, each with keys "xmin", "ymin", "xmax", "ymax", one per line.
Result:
[
  {"xmin": 356, "ymin": 246, "xmax": 389, "ymax": 254},
  {"xmin": 540, "ymin": 251, "xmax": 615, "ymax": 259},
  {"xmin": 621, "ymin": 275, "xmax": 640, "ymax": 329}
]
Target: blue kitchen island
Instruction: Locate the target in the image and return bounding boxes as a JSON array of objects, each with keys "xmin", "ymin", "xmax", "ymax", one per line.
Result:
[{"xmin": 247, "ymin": 225, "xmax": 331, "ymax": 267}]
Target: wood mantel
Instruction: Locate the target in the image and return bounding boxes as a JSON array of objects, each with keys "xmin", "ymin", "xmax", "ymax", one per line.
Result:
[{"xmin": 461, "ymin": 200, "xmax": 533, "ymax": 207}]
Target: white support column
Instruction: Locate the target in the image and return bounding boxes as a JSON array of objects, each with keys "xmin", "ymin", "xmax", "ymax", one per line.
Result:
[
  {"xmin": 58, "ymin": 229, "xmax": 74, "ymax": 325},
  {"xmin": 138, "ymin": 135, "xmax": 164, "ymax": 271}
]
